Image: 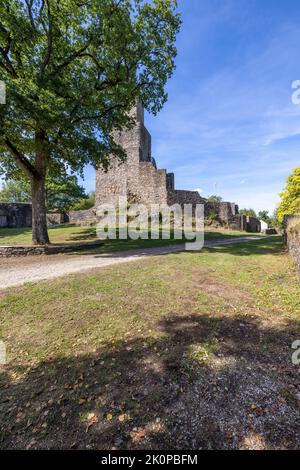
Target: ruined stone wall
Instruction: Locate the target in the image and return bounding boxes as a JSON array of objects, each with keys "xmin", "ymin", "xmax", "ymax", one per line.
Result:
[
  {"xmin": 0, "ymin": 204, "xmax": 90, "ymax": 228},
  {"xmin": 227, "ymin": 214, "xmax": 246, "ymax": 231},
  {"xmin": 95, "ymin": 124, "xmax": 140, "ymax": 206},
  {"xmin": 204, "ymin": 202, "xmax": 238, "ymax": 222},
  {"xmin": 140, "ymin": 126, "xmax": 151, "ymax": 162},
  {"xmin": 246, "ymin": 217, "xmax": 261, "ymax": 233},
  {"xmin": 137, "ymin": 164, "xmax": 168, "ymax": 205},
  {"xmin": 284, "ymin": 215, "xmax": 300, "ymax": 278},
  {"xmin": 167, "ymin": 190, "xmax": 206, "ymax": 207},
  {"xmin": 166, "ymin": 173, "xmax": 175, "ymax": 191},
  {"xmin": 0, "ymin": 203, "xmax": 32, "ymax": 228},
  {"xmin": 203, "ymin": 203, "xmax": 260, "ymax": 232},
  {"xmin": 67, "ymin": 208, "xmax": 97, "ymax": 225},
  {"xmin": 46, "ymin": 213, "xmax": 66, "ymax": 225}
]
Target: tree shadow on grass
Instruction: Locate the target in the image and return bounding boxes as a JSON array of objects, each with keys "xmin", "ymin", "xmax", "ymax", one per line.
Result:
[
  {"xmin": 0, "ymin": 313, "xmax": 299, "ymax": 450},
  {"xmin": 204, "ymin": 230, "xmax": 263, "ymax": 240},
  {"xmin": 203, "ymin": 237, "xmax": 285, "ymax": 257},
  {"xmin": 67, "ymin": 227, "xmax": 97, "ymax": 242},
  {"xmin": 68, "ymin": 236, "xmax": 283, "ymax": 260},
  {"xmin": 0, "ymin": 227, "xmax": 32, "ymax": 241}
]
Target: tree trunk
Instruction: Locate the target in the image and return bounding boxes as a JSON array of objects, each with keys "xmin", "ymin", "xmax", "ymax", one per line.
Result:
[
  {"xmin": 31, "ymin": 129, "xmax": 50, "ymax": 245},
  {"xmin": 31, "ymin": 174, "xmax": 50, "ymax": 245}
]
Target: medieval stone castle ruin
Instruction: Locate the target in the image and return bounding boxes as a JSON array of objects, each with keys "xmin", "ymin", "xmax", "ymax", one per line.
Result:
[
  {"xmin": 96, "ymin": 102, "xmax": 261, "ymax": 233},
  {"xmin": 0, "ymin": 102, "xmax": 260, "ymax": 232},
  {"xmin": 96, "ymin": 102, "xmax": 206, "ymax": 210}
]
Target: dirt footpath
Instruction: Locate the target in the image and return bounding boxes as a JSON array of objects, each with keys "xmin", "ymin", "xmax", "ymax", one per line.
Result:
[{"xmin": 0, "ymin": 236, "xmax": 265, "ymax": 289}]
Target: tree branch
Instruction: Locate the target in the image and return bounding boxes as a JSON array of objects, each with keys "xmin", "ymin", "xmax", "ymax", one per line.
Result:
[
  {"xmin": 0, "ymin": 59, "xmax": 13, "ymax": 76},
  {"xmin": 0, "ymin": 47, "xmax": 18, "ymax": 77},
  {"xmin": 49, "ymin": 44, "xmax": 91, "ymax": 77},
  {"xmin": 71, "ymin": 103, "xmax": 131, "ymax": 125},
  {"xmin": 25, "ymin": 0, "xmax": 36, "ymax": 30},
  {"xmin": 78, "ymin": 53, "xmax": 103, "ymax": 71},
  {"xmin": 41, "ymin": 0, "xmax": 52, "ymax": 70},
  {"xmin": 0, "ymin": 21, "xmax": 9, "ymax": 37},
  {"xmin": 70, "ymin": 80, "xmax": 149, "ymax": 125},
  {"xmin": 4, "ymin": 137, "xmax": 37, "ymax": 178}
]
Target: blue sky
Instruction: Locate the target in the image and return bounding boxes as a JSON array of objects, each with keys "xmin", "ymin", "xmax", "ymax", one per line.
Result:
[{"xmin": 84, "ymin": 0, "xmax": 300, "ymax": 213}]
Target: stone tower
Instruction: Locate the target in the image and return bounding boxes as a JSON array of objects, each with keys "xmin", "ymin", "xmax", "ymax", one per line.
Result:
[{"xmin": 95, "ymin": 102, "xmax": 172, "ymax": 207}]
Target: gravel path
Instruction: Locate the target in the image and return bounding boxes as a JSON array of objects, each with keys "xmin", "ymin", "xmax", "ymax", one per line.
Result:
[{"xmin": 0, "ymin": 236, "xmax": 266, "ymax": 289}]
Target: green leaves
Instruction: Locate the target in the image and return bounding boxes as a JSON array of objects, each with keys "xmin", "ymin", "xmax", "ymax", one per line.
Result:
[
  {"xmin": 0, "ymin": 0, "xmax": 181, "ymax": 175},
  {"xmin": 277, "ymin": 167, "xmax": 300, "ymax": 223},
  {"xmin": 0, "ymin": 174, "xmax": 88, "ymax": 212}
]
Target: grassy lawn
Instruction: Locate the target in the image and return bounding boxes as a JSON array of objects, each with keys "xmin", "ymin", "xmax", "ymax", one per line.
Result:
[
  {"xmin": 0, "ymin": 224, "xmax": 264, "ymax": 251},
  {"xmin": 0, "ymin": 236, "xmax": 299, "ymax": 449}
]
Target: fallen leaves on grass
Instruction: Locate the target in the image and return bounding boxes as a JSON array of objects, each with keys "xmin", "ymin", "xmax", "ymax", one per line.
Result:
[
  {"xmin": 85, "ymin": 412, "xmax": 99, "ymax": 432},
  {"xmin": 130, "ymin": 428, "xmax": 146, "ymax": 444},
  {"xmin": 118, "ymin": 413, "xmax": 129, "ymax": 422}
]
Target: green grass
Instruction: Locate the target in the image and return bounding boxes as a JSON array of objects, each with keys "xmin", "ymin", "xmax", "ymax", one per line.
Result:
[
  {"xmin": 0, "ymin": 236, "xmax": 297, "ymax": 365},
  {"xmin": 0, "ymin": 224, "xmax": 264, "ymax": 251},
  {"xmin": 0, "ymin": 236, "xmax": 298, "ymax": 449},
  {"xmin": 0, "ymin": 225, "xmax": 95, "ymax": 246}
]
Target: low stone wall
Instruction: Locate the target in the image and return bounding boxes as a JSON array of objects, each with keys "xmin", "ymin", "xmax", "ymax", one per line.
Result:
[
  {"xmin": 67, "ymin": 208, "xmax": 97, "ymax": 225},
  {"xmin": 0, "ymin": 241, "xmax": 103, "ymax": 258},
  {"xmin": 0, "ymin": 205, "xmax": 69, "ymax": 228},
  {"xmin": 0, "ymin": 203, "xmax": 32, "ymax": 228},
  {"xmin": 265, "ymin": 228, "xmax": 278, "ymax": 235},
  {"xmin": 47, "ymin": 211, "xmax": 96, "ymax": 226},
  {"xmin": 0, "ymin": 245, "xmax": 45, "ymax": 257},
  {"xmin": 47, "ymin": 212, "xmax": 67, "ymax": 225},
  {"xmin": 203, "ymin": 203, "xmax": 260, "ymax": 232},
  {"xmin": 284, "ymin": 215, "xmax": 300, "ymax": 278}
]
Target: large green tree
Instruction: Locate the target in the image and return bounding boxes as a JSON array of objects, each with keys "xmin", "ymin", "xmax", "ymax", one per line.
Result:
[
  {"xmin": 0, "ymin": 0, "xmax": 181, "ymax": 244},
  {"xmin": 277, "ymin": 167, "xmax": 300, "ymax": 223}
]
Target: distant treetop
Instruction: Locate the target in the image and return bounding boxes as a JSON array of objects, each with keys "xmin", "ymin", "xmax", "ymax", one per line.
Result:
[
  {"xmin": 207, "ymin": 195, "xmax": 223, "ymax": 203},
  {"xmin": 239, "ymin": 208, "xmax": 257, "ymax": 218}
]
